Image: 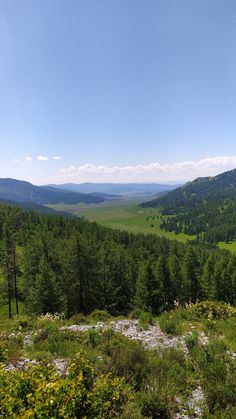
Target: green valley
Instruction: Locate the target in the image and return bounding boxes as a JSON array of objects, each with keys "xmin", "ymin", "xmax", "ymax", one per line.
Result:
[{"xmin": 48, "ymin": 198, "xmax": 195, "ymax": 244}]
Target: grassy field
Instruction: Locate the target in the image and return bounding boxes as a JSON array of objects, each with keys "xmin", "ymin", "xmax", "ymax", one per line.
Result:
[
  {"xmin": 48, "ymin": 198, "xmax": 194, "ymax": 244},
  {"xmin": 218, "ymin": 241, "xmax": 236, "ymax": 253},
  {"xmin": 48, "ymin": 199, "xmax": 236, "ymax": 253}
]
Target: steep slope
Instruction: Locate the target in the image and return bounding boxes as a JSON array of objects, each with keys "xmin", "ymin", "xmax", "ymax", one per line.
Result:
[
  {"xmin": 0, "ymin": 178, "xmax": 106, "ymax": 205},
  {"xmin": 141, "ymin": 169, "xmax": 236, "ymax": 243}
]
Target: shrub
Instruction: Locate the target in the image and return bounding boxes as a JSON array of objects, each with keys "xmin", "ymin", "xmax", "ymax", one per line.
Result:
[
  {"xmin": 87, "ymin": 329, "xmax": 102, "ymax": 348},
  {"xmin": 158, "ymin": 312, "xmax": 183, "ymax": 335},
  {"xmin": 185, "ymin": 332, "xmax": 199, "ymax": 352},
  {"xmin": 196, "ymin": 340, "xmax": 236, "ymax": 413},
  {"xmin": 139, "ymin": 311, "xmax": 153, "ymax": 329},
  {"xmin": 187, "ymin": 301, "xmax": 236, "ymax": 321},
  {"xmin": 0, "ymin": 352, "xmax": 130, "ymax": 418},
  {"xmin": 34, "ymin": 323, "xmax": 59, "ymax": 344},
  {"xmin": 204, "ymin": 319, "xmax": 216, "ymax": 331},
  {"xmin": 146, "ymin": 348, "xmax": 189, "ymax": 401},
  {"xmin": 139, "ymin": 391, "xmax": 170, "ymax": 418},
  {"xmin": 0, "ymin": 341, "xmax": 8, "ymax": 362},
  {"xmin": 69, "ymin": 313, "xmax": 89, "ymax": 325},
  {"xmin": 103, "ymin": 334, "xmax": 148, "ymax": 390},
  {"xmin": 129, "ymin": 309, "xmax": 142, "ymax": 319},
  {"xmin": 33, "ymin": 330, "xmax": 84, "ymax": 359},
  {"xmin": 89, "ymin": 309, "xmax": 111, "ymax": 322},
  {"xmin": 16, "ymin": 316, "xmax": 36, "ymax": 331}
]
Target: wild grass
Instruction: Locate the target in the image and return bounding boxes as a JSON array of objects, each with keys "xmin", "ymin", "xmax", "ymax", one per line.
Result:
[
  {"xmin": 1, "ymin": 304, "xmax": 236, "ymax": 416},
  {"xmin": 48, "ymin": 200, "xmax": 194, "ymax": 244}
]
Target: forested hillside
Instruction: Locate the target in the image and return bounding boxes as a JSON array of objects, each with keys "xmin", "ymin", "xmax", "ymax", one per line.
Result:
[
  {"xmin": 0, "ymin": 178, "xmax": 107, "ymax": 205},
  {"xmin": 141, "ymin": 168, "xmax": 236, "ymax": 243},
  {"xmin": 1, "ymin": 203, "xmax": 236, "ymax": 318}
]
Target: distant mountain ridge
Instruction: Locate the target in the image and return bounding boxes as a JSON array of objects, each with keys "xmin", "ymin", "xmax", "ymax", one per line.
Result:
[
  {"xmin": 141, "ymin": 168, "xmax": 236, "ymax": 243},
  {"xmin": 0, "ymin": 178, "xmax": 108, "ymax": 205},
  {"xmin": 47, "ymin": 182, "xmax": 181, "ymax": 195}
]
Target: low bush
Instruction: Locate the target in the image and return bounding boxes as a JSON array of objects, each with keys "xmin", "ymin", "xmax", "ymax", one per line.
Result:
[
  {"xmin": 158, "ymin": 311, "xmax": 183, "ymax": 335},
  {"xmin": 129, "ymin": 309, "xmax": 142, "ymax": 319},
  {"xmin": 195, "ymin": 340, "xmax": 236, "ymax": 414},
  {"xmin": 89, "ymin": 309, "xmax": 111, "ymax": 322},
  {"xmin": 103, "ymin": 333, "xmax": 148, "ymax": 390},
  {"xmin": 0, "ymin": 341, "xmax": 8, "ymax": 362},
  {"xmin": 138, "ymin": 311, "xmax": 153, "ymax": 329},
  {"xmin": 69, "ymin": 313, "xmax": 89, "ymax": 325},
  {"xmin": 185, "ymin": 332, "xmax": 199, "ymax": 352},
  {"xmin": 87, "ymin": 329, "xmax": 102, "ymax": 348},
  {"xmin": 0, "ymin": 352, "xmax": 130, "ymax": 418},
  {"xmin": 187, "ymin": 301, "xmax": 236, "ymax": 320},
  {"xmin": 33, "ymin": 330, "xmax": 84, "ymax": 359},
  {"xmin": 139, "ymin": 391, "xmax": 170, "ymax": 418}
]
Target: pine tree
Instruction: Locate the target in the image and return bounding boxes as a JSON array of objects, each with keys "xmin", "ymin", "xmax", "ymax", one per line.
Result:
[
  {"xmin": 134, "ymin": 262, "xmax": 149, "ymax": 311},
  {"xmin": 28, "ymin": 256, "xmax": 63, "ymax": 314},
  {"xmin": 182, "ymin": 247, "xmax": 200, "ymax": 303},
  {"xmin": 2, "ymin": 222, "xmax": 19, "ymax": 318},
  {"xmin": 168, "ymin": 253, "xmax": 182, "ymax": 304},
  {"xmin": 200, "ymin": 256, "xmax": 216, "ymax": 300}
]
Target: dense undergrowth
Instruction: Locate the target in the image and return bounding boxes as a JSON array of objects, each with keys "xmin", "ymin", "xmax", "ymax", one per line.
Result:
[{"xmin": 1, "ymin": 303, "xmax": 236, "ymax": 417}]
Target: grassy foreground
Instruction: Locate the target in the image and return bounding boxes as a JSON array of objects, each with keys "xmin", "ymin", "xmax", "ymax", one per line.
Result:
[{"xmin": 1, "ymin": 302, "xmax": 236, "ymax": 417}]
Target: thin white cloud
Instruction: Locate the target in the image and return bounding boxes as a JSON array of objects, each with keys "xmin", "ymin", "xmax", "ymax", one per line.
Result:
[
  {"xmin": 48, "ymin": 156, "xmax": 236, "ymax": 184},
  {"xmin": 25, "ymin": 156, "xmax": 32, "ymax": 161},
  {"xmin": 12, "ymin": 158, "xmax": 19, "ymax": 163},
  {"xmin": 53, "ymin": 156, "xmax": 63, "ymax": 161},
  {"xmin": 37, "ymin": 155, "xmax": 48, "ymax": 161}
]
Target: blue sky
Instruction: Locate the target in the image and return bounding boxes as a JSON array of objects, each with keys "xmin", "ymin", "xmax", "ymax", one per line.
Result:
[{"xmin": 0, "ymin": 0, "xmax": 236, "ymax": 184}]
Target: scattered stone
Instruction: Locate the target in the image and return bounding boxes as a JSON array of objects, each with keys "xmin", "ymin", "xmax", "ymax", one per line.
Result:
[
  {"xmin": 175, "ymin": 386, "xmax": 205, "ymax": 418},
  {"xmin": 53, "ymin": 358, "xmax": 68, "ymax": 376},
  {"xmin": 60, "ymin": 322, "xmax": 106, "ymax": 333},
  {"xmin": 4, "ymin": 358, "xmax": 38, "ymax": 372},
  {"xmin": 2, "ymin": 318, "xmax": 211, "ymax": 417},
  {"xmin": 198, "ymin": 332, "xmax": 209, "ymax": 346},
  {"xmin": 23, "ymin": 335, "xmax": 33, "ymax": 347},
  {"xmin": 61, "ymin": 319, "xmax": 190, "ymax": 353}
]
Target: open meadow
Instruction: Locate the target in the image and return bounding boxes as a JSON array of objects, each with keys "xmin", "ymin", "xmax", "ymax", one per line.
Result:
[
  {"xmin": 48, "ymin": 197, "xmax": 194, "ymax": 244},
  {"xmin": 48, "ymin": 197, "xmax": 236, "ymax": 253}
]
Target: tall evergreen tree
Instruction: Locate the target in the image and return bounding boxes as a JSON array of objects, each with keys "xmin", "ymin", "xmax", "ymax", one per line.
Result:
[
  {"xmin": 28, "ymin": 256, "xmax": 63, "ymax": 314},
  {"xmin": 200, "ymin": 256, "xmax": 216, "ymax": 300},
  {"xmin": 182, "ymin": 247, "xmax": 200, "ymax": 303},
  {"xmin": 2, "ymin": 222, "xmax": 19, "ymax": 318},
  {"xmin": 134, "ymin": 262, "xmax": 149, "ymax": 311}
]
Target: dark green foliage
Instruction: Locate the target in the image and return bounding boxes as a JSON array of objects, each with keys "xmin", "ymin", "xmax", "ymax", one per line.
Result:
[
  {"xmin": 141, "ymin": 168, "xmax": 236, "ymax": 243},
  {"xmin": 184, "ymin": 332, "xmax": 199, "ymax": 352},
  {"xmin": 138, "ymin": 311, "xmax": 153, "ymax": 329},
  {"xmin": 89, "ymin": 309, "xmax": 111, "ymax": 322},
  {"xmin": 102, "ymin": 333, "xmax": 148, "ymax": 390},
  {"xmin": 158, "ymin": 311, "xmax": 183, "ymax": 335},
  {"xmin": 140, "ymin": 392, "xmax": 170, "ymax": 418},
  {"xmin": 0, "ymin": 203, "xmax": 236, "ymax": 317}
]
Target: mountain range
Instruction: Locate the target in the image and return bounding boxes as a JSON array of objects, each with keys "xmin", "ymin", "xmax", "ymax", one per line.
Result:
[
  {"xmin": 0, "ymin": 178, "xmax": 107, "ymax": 205},
  {"xmin": 47, "ymin": 182, "xmax": 180, "ymax": 195}
]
